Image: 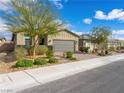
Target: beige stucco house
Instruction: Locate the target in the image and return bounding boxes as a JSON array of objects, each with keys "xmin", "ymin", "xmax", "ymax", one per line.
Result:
[
  {"xmin": 79, "ymin": 34, "xmax": 124, "ymax": 52},
  {"xmin": 79, "ymin": 34, "xmax": 95, "ymax": 52},
  {"xmin": 15, "ymin": 29, "xmax": 79, "ymax": 52},
  {"xmin": 108, "ymin": 39, "xmax": 121, "ymax": 48},
  {"xmin": 0, "ymin": 36, "xmax": 6, "ymax": 44},
  {"xmin": 108, "ymin": 39, "xmax": 124, "ymax": 48}
]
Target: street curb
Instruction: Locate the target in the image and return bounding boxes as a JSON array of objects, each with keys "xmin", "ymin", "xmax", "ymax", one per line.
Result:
[{"xmin": 0, "ymin": 54, "xmax": 124, "ymax": 93}]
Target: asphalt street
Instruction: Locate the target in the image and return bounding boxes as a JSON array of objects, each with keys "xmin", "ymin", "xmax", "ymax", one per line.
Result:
[{"xmin": 18, "ymin": 59, "xmax": 124, "ymax": 93}]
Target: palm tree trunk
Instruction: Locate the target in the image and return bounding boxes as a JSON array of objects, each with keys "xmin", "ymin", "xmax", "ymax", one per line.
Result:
[
  {"xmin": 32, "ymin": 36, "xmax": 39, "ymax": 58},
  {"xmin": 32, "ymin": 45, "xmax": 36, "ymax": 58}
]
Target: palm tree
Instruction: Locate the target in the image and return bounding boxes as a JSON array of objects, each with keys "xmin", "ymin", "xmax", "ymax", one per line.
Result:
[
  {"xmin": 90, "ymin": 26, "xmax": 112, "ymax": 54},
  {"xmin": 1, "ymin": 0, "xmax": 62, "ymax": 58}
]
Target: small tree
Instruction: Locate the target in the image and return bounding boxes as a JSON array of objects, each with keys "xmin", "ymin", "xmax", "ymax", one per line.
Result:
[
  {"xmin": 1, "ymin": 0, "xmax": 63, "ymax": 58},
  {"xmin": 90, "ymin": 26, "xmax": 112, "ymax": 54}
]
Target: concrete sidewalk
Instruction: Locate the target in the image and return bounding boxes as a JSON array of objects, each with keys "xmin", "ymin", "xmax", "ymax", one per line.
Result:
[{"xmin": 0, "ymin": 54, "xmax": 124, "ymax": 93}]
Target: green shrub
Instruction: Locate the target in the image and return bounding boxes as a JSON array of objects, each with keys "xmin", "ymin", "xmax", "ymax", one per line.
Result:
[
  {"xmin": 26, "ymin": 46, "xmax": 33, "ymax": 56},
  {"xmin": 36, "ymin": 45, "xmax": 48, "ymax": 55},
  {"xmin": 15, "ymin": 59, "xmax": 33, "ymax": 67},
  {"xmin": 79, "ymin": 47, "xmax": 89, "ymax": 53},
  {"xmin": 98, "ymin": 50, "xmax": 106, "ymax": 56},
  {"xmin": 69, "ymin": 57, "xmax": 77, "ymax": 60},
  {"xmin": 46, "ymin": 50, "xmax": 54, "ymax": 58},
  {"xmin": 26, "ymin": 45, "xmax": 48, "ymax": 56},
  {"xmin": 116, "ymin": 47, "xmax": 120, "ymax": 50},
  {"xmin": 98, "ymin": 53, "xmax": 105, "ymax": 56},
  {"xmin": 79, "ymin": 47, "xmax": 83, "ymax": 52},
  {"xmin": 120, "ymin": 47, "xmax": 124, "ymax": 50},
  {"xmin": 14, "ymin": 47, "xmax": 28, "ymax": 60},
  {"xmin": 34, "ymin": 58, "xmax": 47, "ymax": 65},
  {"xmin": 109, "ymin": 47, "xmax": 116, "ymax": 52},
  {"xmin": 63, "ymin": 52, "xmax": 66, "ymax": 57},
  {"xmin": 105, "ymin": 50, "xmax": 109, "ymax": 55},
  {"xmin": 66, "ymin": 51, "xmax": 73, "ymax": 58},
  {"xmin": 48, "ymin": 57, "xmax": 58, "ymax": 63}
]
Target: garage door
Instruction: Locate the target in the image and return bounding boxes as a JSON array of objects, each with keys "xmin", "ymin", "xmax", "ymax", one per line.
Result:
[{"xmin": 53, "ymin": 40, "xmax": 75, "ymax": 52}]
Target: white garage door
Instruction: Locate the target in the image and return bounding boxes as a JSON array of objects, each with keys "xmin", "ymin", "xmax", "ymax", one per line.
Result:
[{"xmin": 53, "ymin": 40, "xmax": 75, "ymax": 52}]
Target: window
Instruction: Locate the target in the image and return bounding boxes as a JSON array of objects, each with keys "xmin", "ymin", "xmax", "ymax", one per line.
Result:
[
  {"xmin": 25, "ymin": 35, "xmax": 32, "ymax": 46},
  {"xmin": 39, "ymin": 38, "xmax": 45, "ymax": 45}
]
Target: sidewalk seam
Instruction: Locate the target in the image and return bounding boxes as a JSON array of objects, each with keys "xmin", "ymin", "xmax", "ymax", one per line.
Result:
[
  {"xmin": 7, "ymin": 74, "xmax": 13, "ymax": 82},
  {"xmin": 23, "ymin": 71, "xmax": 41, "ymax": 84}
]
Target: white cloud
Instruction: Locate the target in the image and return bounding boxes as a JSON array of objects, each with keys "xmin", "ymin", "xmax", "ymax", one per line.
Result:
[
  {"xmin": 0, "ymin": 0, "xmax": 10, "ymax": 5},
  {"xmin": 0, "ymin": 24, "xmax": 12, "ymax": 40},
  {"xmin": 54, "ymin": 19, "xmax": 63, "ymax": 24},
  {"xmin": 83, "ymin": 18, "xmax": 92, "ymax": 24},
  {"xmin": 95, "ymin": 9, "xmax": 124, "ymax": 21},
  {"xmin": 54, "ymin": 20, "xmax": 81, "ymax": 35},
  {"xmin": 64, "ymin": 23, "xmax": 73, "ymax": 29},
  {"xmin": 53, "ymin": 19, "xmax": 73, "ymax": 31},
  {"xmin": 0, "ymin": 17, "xmax": 12, "ymax": 40},
  {"xmin": 53, "ymin": 0, "xmax": 63, "ymax": 9},
  {"xmin": 0, "ymin": 0, "xmax": 10, "ymax": 11},
  {"xmin": 71, "ymin": 30, "xmax": 82, "ymax": 35},
  {"xmin": 0, "ymin": 0, "xmax": 68, "ymax": 10},
  {"xmin": 71, "ymin": 30, "xmax": 90, "ymax": 35},
  {"xmin": 55, "ymin": 20, "xmax": 73, "ymax": 29},
  {"xmin": 113, "ymin": 30, "xmax": 124, "ymax": 35},
  {"xmin": 0, "ymin": 18, "xmax": 7, "ymax": 31},
  {"xmin": 0, "ymin": 24, "xmax": 7, "ymax": 31},
  {"xmin": 94, "ymin": 10, "xmax": 107, "ymax": 20},
  {"xmin": 112, "ymin": 35, "xmax": 124, "ymax": 40},
  {"xmin": 112, "ymin": 29, "xmax": 124, "ymax": 40},
  {"xmin": 50, "ymin": 0, "xmax": 68, "ymax": 9},
  {"xmin": 115, "ymin": 37, "xmax": 124, "ymax": 40}
]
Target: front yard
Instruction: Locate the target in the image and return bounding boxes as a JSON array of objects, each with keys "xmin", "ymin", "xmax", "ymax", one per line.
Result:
[
  {"xmin": 0, "ymin": 46, "xmax": 123, "ymax": 74},
  {"xmin": 0, "ymin": 52, "xmax": 100, "ymax": 74}
]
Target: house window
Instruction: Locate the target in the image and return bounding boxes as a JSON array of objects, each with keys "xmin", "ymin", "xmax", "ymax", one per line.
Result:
[
  {"xmin": 25, "ymin": 35, "xmax": 32, "ymax": 46},
  {"xmin": 39, "ymin": 38, "xmax": 45, "ymax": 45}
]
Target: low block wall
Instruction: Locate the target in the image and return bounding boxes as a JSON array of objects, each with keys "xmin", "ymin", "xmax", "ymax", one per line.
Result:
[{"xmin": 0, "ymin": 42, "xmax": 14, "ymax": 53}]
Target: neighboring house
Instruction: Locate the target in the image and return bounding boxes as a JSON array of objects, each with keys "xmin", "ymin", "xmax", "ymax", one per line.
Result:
[
  {"xmin": 108, "ymin": 39, "xmax": 124, "ymax": 48},
  {"xmin": 120, "ymin": 40, "xmax": 124, "ymax": 47},
  {"xmin": 0, "ymin": 36, "xmax": 14, "ymax": 53},
  {"xmin": 0, "ymin": 36, "xmax": 6, "ymax": 44},
  {"xmin": 79, "ymin": 34, "xmax": 95, "ymax": 51},
  {"xmin": 108, "ymin": 39, "xmax": 121, "ymax": 48},
  {"xmin": 15, "ymin": 29, "xmax": 79, "ymax": 52},
  {"xmin": 79, "ymin": 34, "xmax": 124, "ymax": 51}
]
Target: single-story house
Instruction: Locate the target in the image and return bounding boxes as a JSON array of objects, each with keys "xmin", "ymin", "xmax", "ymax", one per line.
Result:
[
  {"xmin": 108, "ymin": 39, "xmax": 124, "ymax": 48},
  {"xmin": 15, "ymin": 29, "xmax": 79, "ymax": 52},
  {"xmin": 79, "ymin": 34, "xmax": 124, "ymax": 51},
  {"xmin": 79, "ymin": 34, "xmax": 95, "ymax": 51},
  {"xmin": 0, "ymin": 36, "xmax": 6, "ymax": 44},
  {"xmin": 108, "ymin": 39, "xmax": 121, "ymax": 48},
  {"xmin": 120, "ymin": 40, "xmax": 124, "ymax": 47}
]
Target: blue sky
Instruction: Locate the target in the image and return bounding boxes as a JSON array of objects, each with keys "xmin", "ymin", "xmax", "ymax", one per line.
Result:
[
  {"xmin": 57, "ymin": 0, "xmax": 124, "ymax": 39},
  {"xmin": 0, "ymin": 0, "xmax": 124, "ymax": 40}
]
